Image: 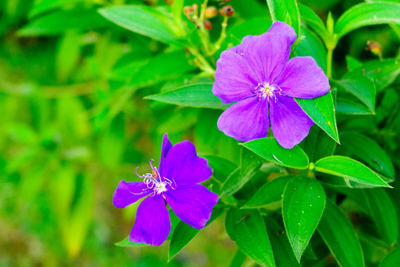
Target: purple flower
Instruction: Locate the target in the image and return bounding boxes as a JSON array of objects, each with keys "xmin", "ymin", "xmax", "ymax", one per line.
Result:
[
  {"xmin": 113, "ymin": 133, "xmax": 219, "ymax": 246},
  {"xmin": 213, "ymin": 21, "xmax": 330, "ymax": 149}
]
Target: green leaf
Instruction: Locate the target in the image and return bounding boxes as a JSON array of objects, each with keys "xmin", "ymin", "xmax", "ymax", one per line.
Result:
[
  {"xmin": 49, "ymin": 170, "xmax": 95, "ymax": 257},
  {"xmin": 233, "ymin": 0, "xmax": 267, "ymax": 19},
  {"xmin": 376, "ymin": 88, "xmax": 398, "ymax": 124},
  {"xmin": 225, "ymin": 208, "xmax": 276, "ymax": 267},
  {"xmin": 357, "ymin": 231, "xmax": 388, "ymax": 265},
  {"xmin": 230, "ymin": 17, "xmax": 272, "ymax": 45},
  {"xmin": 18, "ymin": 8, "xmax": 109, "ymax": 36},
  {"xmin": 380, "ymin": 249, "xmax": 400, "ymax": 267},
  {"xmin": 298, "ymin": 4, "xmax": 329, "ymax": 43},
  {"xmin": 301, "ymin": 126, "xmax": 336, "ymax": 163},
  {"xmin": 296, "ymin": 91, "xmax": 340, "ymax": 143},
  {"xmin": 319, "ymin": 175, "xmax": 384, "ymax": 189},
  {"xmin": 220, "ymin": 148, "xmax": 263, "ymax": 197},
  {"xmin": 315, "ymin": 156, "xmax": 390, "ymax": 187},
  {"xmin": 99, "ymin": 5, "xmax": 180, "ymax": 45},
  {"xmin": 204, "ymin": 155, "xmax": 237, "ymax": 184},
  {"xmin": 242, "ymin": 176, "xmax": 292, "ymax": 209},
  {"xmin": 98, "ymin": 114, "xmax": 125, "ymax": 168},
  {"xmin": 317, "ymin": 200, "xmax": 364, "ymax": 267},
  {"xmin": 8, "ymin": 123, "xmax": 37, "ymax": 145},
  {"xmin": 335, "ymin": 2, "xmax": 400, "ymax": 40},
  {"xmin": 145, "ymin": 83, "xmax": 227, "ymax": 110},
  {"xmin": 126, "ymin": 50, "xmax": 195, "ymax": 88},
  {"xmin": 28, "ymin": 0, "xmax": 85, "ymax": 18},
  {"xmin": 110, "ymin": 60, "xmax": 148, "ymax": 81},
  {"xmin": 229, "ymin": 250, "xmax": 246, "ymax": 267},
  {"xmin": 115, "ymin": 236, "xmax": 147, "ymax": 247},
  {"xmin": 334, "ymin": 75, "xmax": 376, "ymax": 113},
  {"xmin": 266, "ymin": 0, "xmax": 300, "ymax": 36},
  {"xmin": 336, "ymin": 99, "xmax": 374, "ymax": 115},
  {"xmin": 267, "ymin": 218, "xmax": 300, "ymax": 267},
  {"xmin": 242, "ymin": 137, "xmax": 309, "ymax": 169},
  {"xmin": 295, "ymin": 26, "xmax": 327, "ymax": 72},
  {"xmin": 63, "ymin": 174, "xmax": 94, "ymax": 257},
  {"xmin": 339, "ymin": 132, "xmax": 395, "ymax": 179},
  {"xmin": 345, "ymin": 56, "xmax": 362, "ymax": 72},
  {"xmin": 282, "ymin": 177, "xmax": 326, "ymax": 262},
  {"xmin": 284, "ymin": 0, "xmax": 301, "ymax": 37},
  {"xmin": 169, "ymin": 208, "xmax": 223, "ymax": 261},
  {"xmin": 359, "ymin": 189, "xmax": 398, "ymax": 245},
  {"xmin": 266, "ymin": 0, "xmax": 287, "ymax": 22},
  {"xmin": 171, "ymin": 0, "xmax": 184, "ymax": 24},
  {"xmin": 347, "ymin": 59, "xmax": 400, "ymax": 92},
  {"xmin": 56, "ymin": 31, "xmax": 81, "ymax": 82}
]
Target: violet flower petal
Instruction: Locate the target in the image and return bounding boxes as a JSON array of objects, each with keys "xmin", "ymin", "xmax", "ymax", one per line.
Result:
[
  {"xmin": 217, "ymin": 97, "xmax": 269, "ymax": 142},
  {"xmin": 162, "ymin": 140, "xmax": 212, "ymax": 186},
  {"xmin": 213, "ymin": 49, "xmax": 257, "ymax": 104},
  {"xmin": 274, "ymin": 56, "xmax": 330, "ymax": 98},
  {"xmin": 267, "ymin": 20, "xmax": 297, "ymax": 41},
  {"xmin": 129, "ymin": 195, "xmax": 170, "ymax": 246},
  {"xmin": 159, "ymin": 133, "xmax": 172, "ymax": 175},
  {"xmin": 270, "ymin": 95, "xmax": 314, "ymax": 149},
  {"xmin": 165, "ymin": 184, "xmax": 218, "ymax": 229},
  {"xmin": 113, "ymin": 181, "xmax": 150, "ymax": 208},
  {"xmin": 237, "ymin": 21, "xmax": 296, "ymax": 82}
]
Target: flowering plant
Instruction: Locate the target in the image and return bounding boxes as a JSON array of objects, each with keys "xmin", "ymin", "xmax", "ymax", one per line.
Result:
[
  {"xmin": 213, "ymin": 21, "xmax": 330, "ymax": 148},
  {"xmin": 100, "ymin": 1, "xmax": 398, "ymax": 265},
  {"xmin": 113, "ymin": 133, "xmax": 218, "ymax": 246},
  {"xmin": 3, "ymin": 0, "xmax": 400, "ymax": 266}
]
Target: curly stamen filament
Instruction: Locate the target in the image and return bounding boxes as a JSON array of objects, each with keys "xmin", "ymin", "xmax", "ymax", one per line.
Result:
[
  {"xmin": 134, "ymin": 167, "xmax": 144, "ymax": 179},
  {"xmin": 126, "ymin": 186, "xmax": 149, "ymax": 196},
  {"xmin": 149, "ymin": 159, "xmax": 155, "ymax": 169},
  {"xmin": 133, "ymin": 160, "xmax": 177, "ymax": 193},
  {"xmin": 164, "ymin": 177, "xmax": 177, "ymax": 190}
]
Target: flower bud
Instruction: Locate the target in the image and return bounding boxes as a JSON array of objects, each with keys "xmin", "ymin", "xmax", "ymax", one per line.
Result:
[
  {"xmin": 203, "ymin": 20, "xmax": 212, "ymax": 30},
  {"xmin": 183, "ymin": 6, "xmax": 194, "ymax": 16},
  {"xmin": 220, "ymin": 5, "xmax": 234, "ymax": 17},
  {"xmin": 366, "ymin": 40, "xmax": 382, "ymax": 58},
  {"xmin": 205, "ymin": 6, "xmax": 218, "ymax": 18}
]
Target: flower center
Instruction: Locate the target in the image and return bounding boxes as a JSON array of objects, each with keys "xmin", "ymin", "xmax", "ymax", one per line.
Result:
[
  {"xmin": 155, "ymin": 181, "xmax": 168, "ymax": 194},
  {"xmin": 135, "ymin": 159, "xmax": 176, "ymax": 196},
  {"xmin": 254, "ymin": 82, "xmax": 282, "ymax": 103}
]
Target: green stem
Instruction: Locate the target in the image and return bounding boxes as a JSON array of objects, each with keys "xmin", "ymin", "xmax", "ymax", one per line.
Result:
[
  {"xmin": 199, "ymin": 0, "xmax": 208, "ymax": 21},
  {"xmin": 198, "ymin": 0, "xmax": 211, "ymax": 55},
  {"xmin": 213, "ymin": 16, "xmax": 228, "ymax": 53},
  {"xmin": 327, "ymin": 48, "xmax": 333, "ymax": 78},
  {"xmin": 188, "ymin": 47, "xmax": 215, "ymax": 75},
  {"xmin": 307, "ymin": 162, "xmax": 315, "ymax": 178}
]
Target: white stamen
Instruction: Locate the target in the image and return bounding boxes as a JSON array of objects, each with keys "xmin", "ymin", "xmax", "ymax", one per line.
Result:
[
  {"xmin": 254, "ymin": 82, "xmax": 283, "ymax": 103},
  {"xmin": 155, "ymin": 182, "xmax": 168, "ymax": 194}
]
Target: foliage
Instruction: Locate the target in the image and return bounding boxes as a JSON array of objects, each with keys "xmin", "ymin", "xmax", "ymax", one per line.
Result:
[{"xmin": 1, "ymin": 0, "xmax": 400, "ymax": 266}]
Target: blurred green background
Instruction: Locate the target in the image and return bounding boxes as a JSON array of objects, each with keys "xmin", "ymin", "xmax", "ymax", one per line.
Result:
[{"xmin": 0, "ymin": 0, "xmax": 399, "ymax": 266}]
